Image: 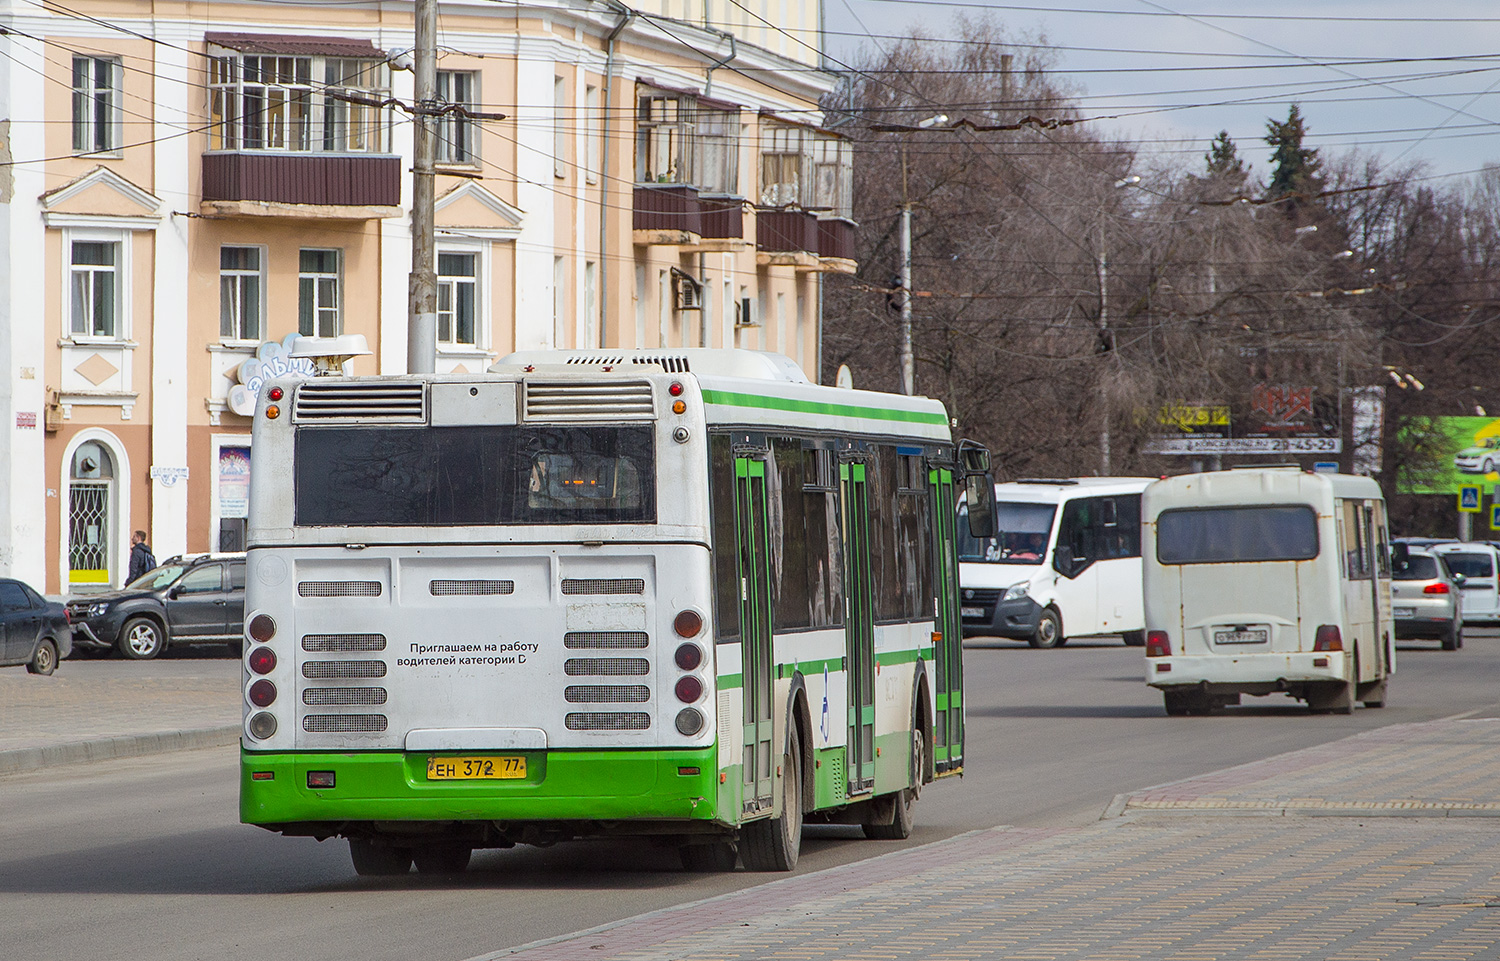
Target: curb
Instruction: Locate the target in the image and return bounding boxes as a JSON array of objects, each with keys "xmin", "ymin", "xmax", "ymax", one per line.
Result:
[{"xmin": 0, "ymin": 726, "xmax": 240, "ymax": 776}]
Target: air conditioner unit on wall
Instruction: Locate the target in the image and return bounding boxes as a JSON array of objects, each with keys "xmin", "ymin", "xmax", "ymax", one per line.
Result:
[
  {"xmin": 735, "ymin": 296, "xmax": 759, "ymax": 327},
  {"xmin": 671, "ymin": 268, "xmax": 702, "ymax": 311}
]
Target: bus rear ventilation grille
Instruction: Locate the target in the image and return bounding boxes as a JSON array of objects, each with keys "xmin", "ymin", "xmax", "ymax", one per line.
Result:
[
  {"xmin": 565, "ymin": 712, "xmax": 651, "ymax": 731},
  {"xmin": 302, "ymin": 633, "xmax": 387, "ymax": 652},
  {"xmin": 294, "ymin": 382, "xmax": 425, "ymax": 422},
  {"xmin": 303, "ymin": 714, "xmax": 388, "ymax": 733},
  {"xmin": 564, "ymin": 657, "xmax": 650, "ymax": 676},
  {"xmin": 303, "ymin": 660, "xmax": 387, "ymax": 679},
  {"xmin": 304, "ymin": 687, "xmax": 388, "ymax": 706},
  {"xmin": 565, "ymin": 684, "xmax": 651, "ymax": 703},
  {"xmin": 564, "ymin": 631, "xmax": 649, "ymax": 649},
  {"xmin": 430, "ymin": 579, "xmax": 515, "ymax": 596},
  {"xmin": 561, "ymin": 578, "xmax": 645, "ymax": 595},
  {"xmin": 299, "ymin": 581, "xmax": 382, "ymax": 597},
  {"xmin": 524, "ymin": 381, "xmax": 654, "ymax": 422},
  {"xmin": 632, "ymin": 355, "xmax": 691, "ymax": 373}
]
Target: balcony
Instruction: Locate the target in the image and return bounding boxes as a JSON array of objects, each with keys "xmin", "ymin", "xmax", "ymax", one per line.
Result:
[
  {"xmin": 633, "ymin": 184, "xmax": 701, "ymax": 245},
  {"xmin": 201, "ymin": 153, "xmax": 401, "ymax": 219},
  {"xmin": 817, "ymin": 217, "xmax": 858, "ymax": 273}
]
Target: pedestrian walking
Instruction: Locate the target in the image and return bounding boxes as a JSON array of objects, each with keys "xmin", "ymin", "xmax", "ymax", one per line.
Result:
[{"xmin": 128, "ymin": 530, "xmax": 156, "ymax": 583}]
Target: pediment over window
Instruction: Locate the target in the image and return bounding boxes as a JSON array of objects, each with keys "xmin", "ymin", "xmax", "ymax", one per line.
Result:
[
  {"xmin": 434, "ymin": 182, "xmax": 524, "ymax": 239},
  {"xmin": 41, "ymin": 167, "xmax": 161, "ymax": 225}
]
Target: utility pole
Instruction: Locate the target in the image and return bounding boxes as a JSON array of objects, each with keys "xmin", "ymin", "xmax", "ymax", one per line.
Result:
[
  {"xmin": 898, "ymin": 141, "xmax": 914, "ymax": 396},
  {"xmin": 1096, "ymin": 228, "xmax": 1110, "ymax": 475},
  {"xmin": 407, "ymin": 0, "xmax": 438, "ymax": 374}
]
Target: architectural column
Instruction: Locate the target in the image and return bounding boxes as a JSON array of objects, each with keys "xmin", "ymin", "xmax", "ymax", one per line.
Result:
[
  {"xmin": 381, "ymin": 61, "xmax": 415, "ymax": 374},
  {"xmin": 514, "ymin": 43, "xmax": 556, "ymax": 349}
]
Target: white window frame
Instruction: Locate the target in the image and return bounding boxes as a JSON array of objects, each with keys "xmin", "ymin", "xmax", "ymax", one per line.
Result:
[
  {"xmin": 219, "ymin": 245, "xmax": 266, "ymax": 344},
  {"xmin": 64, "ymin": 229, "xmax": 129, "ymax": 343},
  {"xmin": 298, "ymin": 248, "xmax": 342, "ymax": 337},
  {"xmin": 436, "ymin": 247, "xmax": 481, "ymax": 348},
  {"xmin": 72, "ymin": 55, "xmax": 122, "ymax": 156},
  {"xmin": 436, "ymin": 70, "xmax": 479, "ymax": 166},
  {"xmin": 207, "ymin": 49, "xmax": 390, "ymax": 153},
  {"xmin": 636, "ymin": 91, "xmax": 693, "ymax": 184}
]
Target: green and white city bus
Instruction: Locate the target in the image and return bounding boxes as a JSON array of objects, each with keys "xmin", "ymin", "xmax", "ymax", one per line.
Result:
[{"xmin": 239, "ymin": 348, "xmax": 994, "ymax": 875}]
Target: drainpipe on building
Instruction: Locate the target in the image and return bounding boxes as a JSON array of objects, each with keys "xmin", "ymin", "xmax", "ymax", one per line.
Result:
[
  {"xmin": 600, "ymin": 1, "xmax": 635, "ymax": 348},
  {"xmin": 701, "ymin": 32, "xmax": 736, "ymax": 349}
]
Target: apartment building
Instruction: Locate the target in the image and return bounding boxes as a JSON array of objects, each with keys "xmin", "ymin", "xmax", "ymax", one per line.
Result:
[{"xmin": 0, "ymin": 0, "xmax": 855, "ymax": 593}]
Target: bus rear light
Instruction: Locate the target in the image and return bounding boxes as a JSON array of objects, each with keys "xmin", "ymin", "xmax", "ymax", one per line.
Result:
[
  {"xmin": 672, "ymin": 400, "xmax": 687, "ymax": 415},
  {"xmin": 248, "ymin": 614, "xmax": 276, "ymax": 642},
  {"xmin": 268, "ymin": 385, "xmax": 284, "ymax": 401},
  {"xmin": 247, "ymin": 646, "xmax": 277, "ymax": 674},
  {"xmin": 677, "ymin": 766, "xmax": 700, "ymax": 776},
  {"xmin": 1424, "ymin": 582, "xmax": 1451, "ymax": 594},
  {"xmin": 251, "ymin": 771, "xmax": 275, "ymax": 781},
  {"xmin": 307, "ymin": 771, "xmax": 335, "ymax": 789},
  {"xmin": 675, "ymin": 675, "xmax": 704, "ymax": 703},
  {"xmin": 248, "ymin": 712, "xmax": 278, "ymax": 739},
  {"xmin": 1145, "ymin": 631, "xmax": 1171, "ymax": 657},
  {"xmin": 265, "ymin": 404, "xmax": 280, "ymax": 419},
  {"xmin": 1313, "ymin": 625, "xmax": 1343, "ymax": 652},
  {"xmin": 674, "ymin": 642, "xmax": 704, "ymax": 671},
  {"xmin": 675, "ymin": 708, "xmax": 704, "ymax": 736},
  {"xmin": 669, "ymin": 381, "xmax": 684, "ymax": 396},
  {"xmin": 248, "ymin": 679, "xmax": 277, "ymax": 707},
  {"xmin": 674, "ymin": 610, "xmax": 703, "ymax": 639}
]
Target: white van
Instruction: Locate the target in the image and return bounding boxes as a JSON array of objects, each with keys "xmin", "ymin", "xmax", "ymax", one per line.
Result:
[
  {"xmin": 1142, "ymin": 468, "xmax": 1394, "ymax": 715},
  {"xmin": 1430, "ymin": 543, "xmax": 1500, "ymax": 624},
  {"xmin": 959, "ymin": 477, "xmax": 1154, "ymax": 648}
]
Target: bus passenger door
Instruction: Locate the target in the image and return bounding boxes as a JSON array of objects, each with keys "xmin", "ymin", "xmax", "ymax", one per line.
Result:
[
  {"xmin": 929, "ymin": 466, "xmax": 964, "ymax": 775},
  {"xmin": 733, "ymin": 454, "xmax": 776, "ymax": 814},
  {"xmin": 840, "ymin": 460, "xmax": 876, "ymax": 795}
]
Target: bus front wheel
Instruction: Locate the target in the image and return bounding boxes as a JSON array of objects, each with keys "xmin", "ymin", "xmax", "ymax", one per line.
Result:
[
  {"xmin": 740, "ymin": 725, "xmax": 802, "ymax": 872},
  {"xmin": 1029, "ymin": 608, "xmax": 1063, "ymax": 649}
]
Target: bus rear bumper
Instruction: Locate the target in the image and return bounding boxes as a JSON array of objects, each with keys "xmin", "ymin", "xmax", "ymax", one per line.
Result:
[
  {"xmin": 240, "ymin": 747, "xmax": 724, "ymax": 831},
  {"xmin": 1146, "ymin": 651, "xmax": 1348, "ymax": 693}
]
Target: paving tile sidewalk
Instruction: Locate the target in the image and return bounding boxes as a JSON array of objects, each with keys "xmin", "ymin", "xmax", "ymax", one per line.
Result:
[{"xmin": 484, "ymin": 719, "xmax": 1500, "ymax": 961}]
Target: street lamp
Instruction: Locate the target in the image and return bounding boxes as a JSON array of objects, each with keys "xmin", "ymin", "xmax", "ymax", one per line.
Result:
[
  {"xmin": 897, "ymin": 115, "xmax": 948, "ymax": 395},
  {"xmin": 1097, "ymin": 175, "xmax": 1141, "ymax": 475}
]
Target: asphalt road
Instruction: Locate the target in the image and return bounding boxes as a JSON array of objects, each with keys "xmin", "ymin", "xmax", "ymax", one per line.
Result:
[{"xmin": 5, "ymin": 631, "xmax": 1499, "ymax": 961}]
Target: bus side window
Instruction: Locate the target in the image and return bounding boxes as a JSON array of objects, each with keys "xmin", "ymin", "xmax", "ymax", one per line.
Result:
[
  {"xmin": 1341, "ymin": 500, "xmax": 1371, "ymax": 580},
  {"xmin": 709, "ymin": 434, "xmax": 740, "ymax": 642}
]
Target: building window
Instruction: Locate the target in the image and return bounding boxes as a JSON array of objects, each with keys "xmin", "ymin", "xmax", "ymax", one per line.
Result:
[
  {"xmin": 72, "ymin": 56, "xmax": 121, "ymax": 154},
  {"xmin": 220, "ymin": 246, "xmax": 264, "ymax": 342},
  {"xmin": 637, "ymin": 93, "xmax": 692, "ymax": 184},
  {"xmin": 70, "ymin": 240, "xmax": 120, "ymax": 338},
  {"xmin": 585, "ymin": 85, "xmax": 600, "ymax": 184},
  {"xmin": 695, "ymin": 107, "xmax": 739, "ymax": 194},
  {"xmin": 298, "ymin": 249, "xmax": 341, "ymax": 336},
  {"xmin": 554, "ymin": 76, "xmax": 567, "ymax": 179},
  {"xmin": 761, "ymin": 124, "xmax": 806, "ymax": 206},
  {"xmin": 436, "ymin": 71, "xmax": 478, "ymax": 165},
  {"xmin": 437, "ymin": 252, "xmax": 477, "ymax": 346},
  {"xmin": 208, "ymin": 51, "xmax": 389, "ymax": 153}
]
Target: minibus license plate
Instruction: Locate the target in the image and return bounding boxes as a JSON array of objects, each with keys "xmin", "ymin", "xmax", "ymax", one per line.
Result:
[
  {"xmin": 1393, "ymin": 606, "xmax": 1416, "ymax": 618},
  {"xmin": 961, "ymin": 606, "xmax": 983, "ymax": 618},
  {"xmin": 1214, "ymin": 629, "xmax": 1267, "ymax": 645},
  {"xmin": 427, "ymin": 756, "xmax": 526, "ymax": 780}
]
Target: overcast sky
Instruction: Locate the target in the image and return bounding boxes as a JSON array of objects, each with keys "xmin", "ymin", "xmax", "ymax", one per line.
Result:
[{"xmin": 820, "ymin": 0, "xmax": 1500, "ymax": 186}]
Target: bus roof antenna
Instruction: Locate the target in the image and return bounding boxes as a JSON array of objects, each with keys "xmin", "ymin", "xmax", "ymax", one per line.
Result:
[{"xmin": 290, "ymin": 334, "xmax": 372, "ymax": 376}]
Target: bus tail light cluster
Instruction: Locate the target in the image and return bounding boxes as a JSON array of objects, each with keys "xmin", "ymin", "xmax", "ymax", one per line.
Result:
[
  {"xmin": 673, "ymin": 610, "xmax": 706, "ymax": 736},
  {"xmin": 246, "ymin": 612, "xmax": 280, "ymax": 740},
  {"xmin": 1145, "ymin": 631, "xmax": 1171, "ymax": 657},
  {"xmin": 1313, "ymin": 625, "xmax": 1343, "ymax": 652}
]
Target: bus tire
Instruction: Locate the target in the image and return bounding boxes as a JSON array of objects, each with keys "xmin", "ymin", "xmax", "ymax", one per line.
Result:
[
  {"xmin": 1029, "ymin": 608, "xmax": 1062, "ymax": 649},
  {"xmin": 413, "ymin": 844, "xmax": 472, "ymax": 875},
  {"xmin": 349, "ymin": 838, "xmax": 413, "ymax": 876},
  {"xmin": 679, "ymin": 840, "xmax": 738, "ymax": 872},
  {"xmin": 1121, "ymin": 631, "xmax": 1145, "ymax": 647},
  {"xmin": 863, "ymin": 723, "xmax": 921, "ymax": 841},
  {"xmin": 740, "ymin": 725, "xmax": 802, "ymax": 872}
]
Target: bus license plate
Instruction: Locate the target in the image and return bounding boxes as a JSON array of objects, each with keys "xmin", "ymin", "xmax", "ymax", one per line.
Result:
[
  {"xmin": 961, "ymin": 606, "xmax": 984, "ymax": 618},
  {"xmin": 427, "ymin": 756, "xmax": 527, "ymax": 780},
  {"xmin": 1214, "ymin": 629, "xmax": 1267, "ymax": 645}
]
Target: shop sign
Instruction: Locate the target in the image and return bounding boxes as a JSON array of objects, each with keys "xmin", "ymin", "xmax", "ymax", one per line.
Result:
[{"xmin": 227, "ymin": 334, "xmax": 316, "ymax": 417}]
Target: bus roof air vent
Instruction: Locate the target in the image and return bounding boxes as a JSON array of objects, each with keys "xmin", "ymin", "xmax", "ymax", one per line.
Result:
[
  {"xmin": 564, "ymin": 356, "xmax": 627, "ymax": 366},
  {"xmin": 632, "ymin": 355, "xmax": 691, "ymax": 373},
  {"xmin": 1015, "ymin": 478, "xmax": 1079, "ymax": 486},
  {"xmin": 524, "ymin": 381, "xmax": 655, "ymax": 422},
  {"xmin": 293, "ymin": 382, "xmax": 426, "ymax": 422}
]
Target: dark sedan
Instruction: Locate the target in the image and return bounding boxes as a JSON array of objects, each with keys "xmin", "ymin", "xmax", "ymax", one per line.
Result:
[{"xmin": 0, "ymin": 578, "xmax": 71, "ymax": 675}]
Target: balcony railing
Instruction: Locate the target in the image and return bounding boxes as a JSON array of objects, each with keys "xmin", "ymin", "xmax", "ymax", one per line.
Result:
[
  {"xmin": 756, "ymin": 208, "xmax": 820, "ymax": 254},
  {"xmin": 633, "ymin": 184, "xmax": 702, "ymax": 235},
  {"xmin": 202, "ymin": 153, "xmax": 400, "ymax": 208},
  {"xmin": 817, "ymin": 218, "xmax": 857, "ymax": 261},
  {"xmin": 698, "ymin": 196, "xmax": 745, "ymax": 240}
]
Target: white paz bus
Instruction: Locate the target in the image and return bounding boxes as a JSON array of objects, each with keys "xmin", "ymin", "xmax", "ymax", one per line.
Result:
[
  {"xmin": 239, "ymin": 348, "xmax": 995, "ymax": 875},
  {"xmin": 959, "ymin": 478, "xmax": 1154, "ymax": 647},
  {"xmin": 1142, "ymin": 467, "xmax": 1394, "ymax": 715}
]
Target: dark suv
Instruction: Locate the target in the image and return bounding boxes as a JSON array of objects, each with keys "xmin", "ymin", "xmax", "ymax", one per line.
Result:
[{"xmin": 66, "ymin": 554, "xmax": 245, "ymax": 659}]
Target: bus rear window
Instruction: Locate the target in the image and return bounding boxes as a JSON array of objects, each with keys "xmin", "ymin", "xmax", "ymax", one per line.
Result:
[
  {"xmin": 294, "ymin": 425, "xmax": 655, "ymax": 526},
  {"xmin": 1156, "ymin": 505, "xmax": 1318, "ymax": 564}
]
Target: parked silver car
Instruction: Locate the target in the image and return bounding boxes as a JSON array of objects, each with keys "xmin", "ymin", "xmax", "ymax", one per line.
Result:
[{"xmin": 1392, "ymin": 549, "xmax": 1463, "ymax": 650}]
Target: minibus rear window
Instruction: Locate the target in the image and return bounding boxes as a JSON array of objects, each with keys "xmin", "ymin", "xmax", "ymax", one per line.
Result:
[
  {"xmin": 1442, "ymin": 553, "xmax": 1493, "ymax": 578},
  {"xmin": 1156, "ymin": 505, "xmax": 1318, "ymax": 564}
]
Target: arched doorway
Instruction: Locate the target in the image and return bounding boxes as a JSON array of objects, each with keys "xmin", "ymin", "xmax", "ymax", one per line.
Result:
[{"xmin": 68, "ymin": 440, "xmax": 117, "ymax": 592}]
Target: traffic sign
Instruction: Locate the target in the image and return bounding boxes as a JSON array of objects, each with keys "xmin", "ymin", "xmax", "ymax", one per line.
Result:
[
  {"xmin": 1312, "ymin": 461, "xmax": 1339, "ymax": 473},
  {"xmin": 1491, "ymin": 505, "xmax": 1500, "ymax": 531},
  {"xmin": 1459, "ymin": 485, "xmax": 1482, "ymax": 512}
]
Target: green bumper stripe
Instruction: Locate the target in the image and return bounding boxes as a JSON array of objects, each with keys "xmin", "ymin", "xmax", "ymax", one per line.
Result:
[{"xmin": 703, "ymin": 389, "xmax": 948, "ymax": 426}]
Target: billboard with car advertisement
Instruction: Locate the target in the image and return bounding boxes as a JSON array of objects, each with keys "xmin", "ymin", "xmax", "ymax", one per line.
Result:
[{"xmin": 1396, "ymin": 416, "xmax": 1500, "ymax": 494}]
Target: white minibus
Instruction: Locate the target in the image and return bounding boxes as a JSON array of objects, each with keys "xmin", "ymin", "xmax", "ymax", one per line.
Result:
[
  {"xmin": 1430, "ymin": 543, "xmax": 1500, "ymax": 624},
  {"xmin": 1142, "ymin": 468, "xmax": 1394, "ymax": 715},
  {"xmin": 959, "ymin": 478, "xmax": 1154, "ymax": 648}
]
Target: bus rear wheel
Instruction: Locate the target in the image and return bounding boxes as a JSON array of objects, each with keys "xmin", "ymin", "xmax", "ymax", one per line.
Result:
[
  {"xmin": 679, "ymin": 840, "xmax": 738, "ymax": 872},
  {"xmin": 740, "ymin": 725, "xmax": 802, "ymax": 872},
  {"xmin": 864, "ymin": 724, "xmax": 922, "ymax": 840},
  {"xmin": 349, "ymin": 839, "xmax": 413, "ymax": 876}
]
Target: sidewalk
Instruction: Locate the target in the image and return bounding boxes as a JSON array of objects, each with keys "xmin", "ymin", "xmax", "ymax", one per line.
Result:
[{"xmin": 485, "ymin": 719, "xmax": 1500, "ymax": 961}]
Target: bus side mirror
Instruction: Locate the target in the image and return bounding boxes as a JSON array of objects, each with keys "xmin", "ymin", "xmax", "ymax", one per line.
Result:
[
  {"xmin": 958, "ymin": 439, "xmax": 990, "ymax": 474},
  {"xmin": 965, "ymin": 474, "xmax": 997, "ymax": 539}
]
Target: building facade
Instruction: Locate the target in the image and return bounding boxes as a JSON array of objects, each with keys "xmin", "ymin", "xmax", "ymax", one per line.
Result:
[{"xmin": 0, "ymin": 0, "xmax": 854, "ymax": 593}]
